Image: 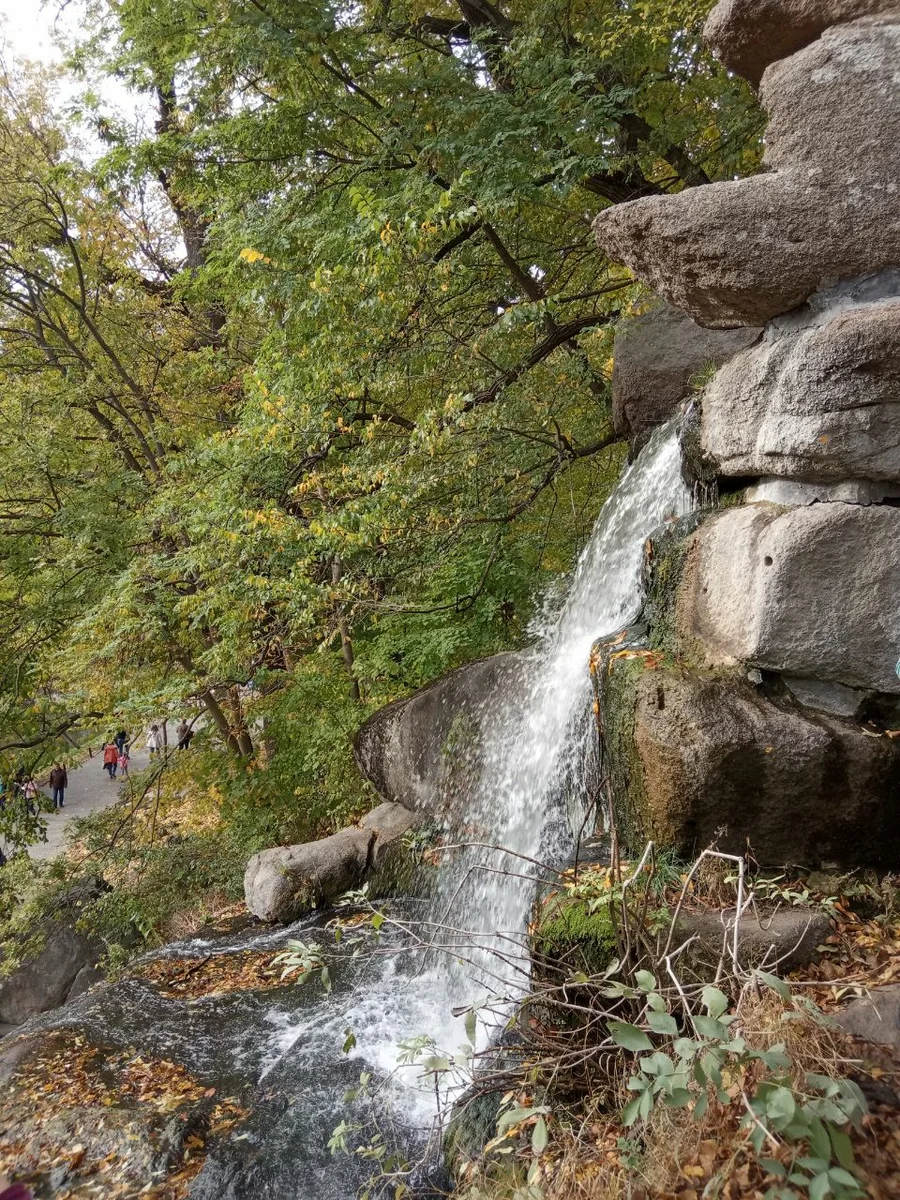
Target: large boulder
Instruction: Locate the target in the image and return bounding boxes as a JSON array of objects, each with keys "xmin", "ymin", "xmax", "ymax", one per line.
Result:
[
  {"xmin": 244, "ymin": 802, "xmax": 418, "ymax": 922},
  {"xmin": 701, "ymin": 279, "xmax": 900, "ymax": 482},
  {"xmin": 611, "ymin": 302, "xmax": 760, "ymax": 437},
  {"xmin": 354, "ymin": 653, "xmax": 523, "ymax": 817},
  {"xmin": 673, "ymin": 503, "xmax": 900, "ymax": 694},
  {"xmin": 599, "ymin": 661, "xmax": 900, "ymax": 865},
  {"xmin": 704, "ymin": 0, "xmax": 898, "ymax": 86},
  {"xmin": 594, "ymin": 22, "xmax": 900, "ymax": 327}
]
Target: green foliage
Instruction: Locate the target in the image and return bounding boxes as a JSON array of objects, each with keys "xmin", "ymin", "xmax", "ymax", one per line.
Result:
[
  {"xmin": 0, "ymin": 0, "xmax": 762, "ymax": 849},
  {"xmin": 611, "ymin": 972, "xmax": 868, "ymax": 1200},
  {"xmin": 272, "ymin": 938, "xmax": 332, "ymax": 992}
]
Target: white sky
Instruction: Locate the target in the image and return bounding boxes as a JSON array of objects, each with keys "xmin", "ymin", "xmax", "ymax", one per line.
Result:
[
  {"xmin": 0, "ymin": 0, "xmax": 70, "ymax": 65},
  {"xmin": 0, "ymin": 0, "xmax": 147, "ymax": 132}
]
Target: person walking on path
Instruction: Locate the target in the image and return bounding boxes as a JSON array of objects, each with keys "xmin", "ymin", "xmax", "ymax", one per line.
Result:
[
  {"xmin": 114, "ymin": 728, "xmax": 128, "ymax": 754},
  {"xmin": 176, "ymin": 720, "xmax": 195, "ymax": 750},
  {"xmin": 22, "ymin": 777, "xmax": 38, "ymax": 815},
  {"xmin": 102, "ymin": 741, "xmax": 119, "ymax": 779},
  {"xmin": 146, "ymin": 725, "xmax": 161, "ymax": 758},
  {"xmin": 48, "ymin": 763, "xmax": 68, "ymax": 810},
  {"xmin": 117, "ymin": 745, "xmax": 130, "ymax": 777}
]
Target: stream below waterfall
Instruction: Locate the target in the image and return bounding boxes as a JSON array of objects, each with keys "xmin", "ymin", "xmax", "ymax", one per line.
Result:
[{"xmin": 7, "ymin": 423, "xmax": 688, "ymax": 1199}]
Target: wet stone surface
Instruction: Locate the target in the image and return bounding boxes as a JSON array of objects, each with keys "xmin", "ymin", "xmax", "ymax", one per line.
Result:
[{"xmin": 0, "ymin": 913, "xmax": 439, "ymax": 1200}]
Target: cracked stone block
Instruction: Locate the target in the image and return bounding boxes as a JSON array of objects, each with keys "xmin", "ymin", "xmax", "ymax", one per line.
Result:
[
  {"xmin": 704, "ymin": 0, "xmax": 899, "ymax": 86},
  {"xmin": 675, "ymin": 503, "xmax": 900, "ymax": 694},
  {"xmin": 594, "ymin": 22, "xmax": 900, "ymax": 327},
  {"xmin": 701, "ymin": 279, "xmax": 900, "ymax": 482}
]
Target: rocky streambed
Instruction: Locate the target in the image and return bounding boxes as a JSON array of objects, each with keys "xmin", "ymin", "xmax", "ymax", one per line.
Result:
[{"xmin": 0, "ymin": 908, "xmax": 452, "ymax": 1200}]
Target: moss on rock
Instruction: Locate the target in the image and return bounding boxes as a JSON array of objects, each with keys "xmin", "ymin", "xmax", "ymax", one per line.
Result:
[{"xmin": 531, "ymin": 891, "xmax": 617, "ymax": 979}]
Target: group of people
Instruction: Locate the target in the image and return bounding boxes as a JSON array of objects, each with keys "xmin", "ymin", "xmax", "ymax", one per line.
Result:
[
  {"xmin": 101, "ymin": 729, "xmax": 131, "ymax": 780},
  {"xmin": 102, "ymin": 719, "xmax": 195, "ymax": 778}
]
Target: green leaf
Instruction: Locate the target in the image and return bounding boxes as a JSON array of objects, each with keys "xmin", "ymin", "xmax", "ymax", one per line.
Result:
[
  {"xmin": 827, "ymin": 1166, "xmax": 861, "ymax": 1189},
  {"xmin": 756, "ymin": 969, "xmax": 791, "ymax": 1000},
  {"xmin": 694, "ymin": 1016, "xmax": 728, "ymax": 1039},
  {"xmin": 621, "ymin": 1095, "xmax": 642, "ymax": 1127},
  {"xmin": 827, "ymin": 1126, "xmax": 856, "ymax": 1173},
  {"xmin": 464, "ymin": 1008, "xmax": 477, "ymax": 1046},
  {"xmin": 764, "ymin": 1085, "xmax": 797, "ymax": 1129},
  {"xmin": 342, "ymin": 1028, "xmax": 357, "ymax": 1054},
  {"xmin": 808, "ymin": 1171, "xmax": 831, "ymax": 1200},
  {"xmin": 371, "ymin": 912, "xmax": 385, "ymax": 931},
  {"xmin": 701, "ymin": 985, "xmax": 729, "ymax": 1019},
  {"xmin": 531, "ymin": 1115, "xmax": 549, "ymax": 1155},
  {"xmin": 646, "ymin": 1011, "xmax": 678, "ymax": 1035},
  {"xmin": 608, "ymin": 1021, "xmax": 654, "ymax": 1053},
  {"xmin": 759, "ymin": 1158, "xmax": 787, "ymax": 1177},
  {"xmin": 634, "ymin": 969, "xmax": 657, "ymax": 993}
]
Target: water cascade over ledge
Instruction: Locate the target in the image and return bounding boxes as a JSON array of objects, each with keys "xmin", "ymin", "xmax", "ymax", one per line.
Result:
[{"xmin": 10, "ymin": 423, "xmax": 687, "ymax": 1199}]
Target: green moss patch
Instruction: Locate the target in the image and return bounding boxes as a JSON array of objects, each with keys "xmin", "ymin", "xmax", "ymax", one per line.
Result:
[{"xmin": 532, "ymin": 891, "xmax": 616, "ymax": 979}]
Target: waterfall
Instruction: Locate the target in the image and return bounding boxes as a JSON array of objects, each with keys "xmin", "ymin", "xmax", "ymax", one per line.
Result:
[
  {"xmin": 433, "ymin": 420, "xmax": 690, "ymax": 1008},
  {"xmin": 34, "ymin": 422, "xmax": 688, "ymax": 1200},
  {"xmin": 291, "ymin": 420, "xmax": 690, "ymax": 1123}
]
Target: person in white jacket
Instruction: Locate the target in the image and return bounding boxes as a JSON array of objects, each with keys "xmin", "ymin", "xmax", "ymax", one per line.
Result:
[{"xmin": 146, "ymin": 725, "xmax": 160, "ymax": 757}]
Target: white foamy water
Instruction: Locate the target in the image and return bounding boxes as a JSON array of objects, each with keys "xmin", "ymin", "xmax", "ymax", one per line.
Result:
[{"xmin": 332, "ymin": 421, "xmax": 689, "ymax": 1116}]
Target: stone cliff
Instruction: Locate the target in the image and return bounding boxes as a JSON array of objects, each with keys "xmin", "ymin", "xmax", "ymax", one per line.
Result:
[{"xmin": 593, "ymin": 0, "xmax": 900, "ymax": 866}]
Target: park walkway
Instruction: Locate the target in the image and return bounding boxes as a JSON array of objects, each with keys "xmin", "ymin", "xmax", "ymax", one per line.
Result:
[{"xmin": 28, "ymin": 747, "xmax": 151, "ymax": 861}]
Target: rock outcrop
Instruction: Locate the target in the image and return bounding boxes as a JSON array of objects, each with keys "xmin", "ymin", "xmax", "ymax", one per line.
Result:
[
  {"xmin": 0, "ymin": 880, "xmax": 105, "ymax": 1027},
  {"xmin": 675, "ymin": 504, "xmax": 900, "ymax": 694},
  {"xmin": 597, "ymin": 0, "xmax": 900, "ymax": 866},
  {"xmin": 244, "ymin": 801, "xmax": 418, "ymax": 922},
  {"xmin": 611, "ymin": 302, "xmax": 759, "ymax": 438},
  {"xmin": 702, "ymin": 277, "xmax": 900, "ymax": 482},
  {"xmin": 704, "ymin": 0, "xmax": 899, "ymax": 86},
  {"xmin": 594, "ymin": 20, "xmax": 900, "ymax": 327},
  {"xmin": 599, "ymin": 660, "xmax": 900, "ymax": 865},
  {"xmin": 354, "ymin": 652, "xmax": 522, "ymax": 817}
]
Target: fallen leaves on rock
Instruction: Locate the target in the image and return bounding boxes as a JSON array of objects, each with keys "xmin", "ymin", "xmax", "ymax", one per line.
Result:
[
  {"xmin": 131, "ymin": 949, "xmax": 290, "ymax": 999},
  {"xmin": 794, "ymin": 913, "xmax": 900, "ymax": 1010},
  {"xmin": 0, "ymin": 1031, "xmax": 247, "ymax": 1199}
]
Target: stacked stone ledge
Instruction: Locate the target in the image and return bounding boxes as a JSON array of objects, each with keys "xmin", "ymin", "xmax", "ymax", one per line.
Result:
[{"xmin": 595, "ymin": 0, "xmax": 900, "ymax": 866}]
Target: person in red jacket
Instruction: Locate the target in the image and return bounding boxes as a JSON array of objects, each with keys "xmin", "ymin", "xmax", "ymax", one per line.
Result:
[
  {"xmin": 48, "ymin": 763, "xmax": 68, "ymax": 810},
  {"xmin": 102, "ymin": 741, "xmax": 119, "ymax": 780}
]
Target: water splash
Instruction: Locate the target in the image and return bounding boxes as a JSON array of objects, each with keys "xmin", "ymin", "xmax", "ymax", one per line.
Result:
[{"xmin": 418, "ymin": 421, "xmax": 690, "ymax": 1040}]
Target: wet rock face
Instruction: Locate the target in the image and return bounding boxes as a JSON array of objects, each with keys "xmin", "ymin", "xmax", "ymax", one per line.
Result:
[
  {"xmin": 594, "ymin": 22, "xmax": 900, "ymax": 327},
  {"xmin": 675, "ymin": 503, "xmax": 900, "ymax": 694},
  {"xmin": 353, "ymin": 652, "xmax": 523, "ymax": 816},
  {"xmin": 702, "ymin": 279, "xmax": 900, "ymax": 482},
  {"xmin": 601, "ymin": 662, "xmax": 900, "ymax": 865},
  {"xmin": 704, "ymin": 0, "xmax": 899, "ymax": 87},
  {"xmin": 611, "ymin": 303, "xmax": 759, "ymax": 438}
]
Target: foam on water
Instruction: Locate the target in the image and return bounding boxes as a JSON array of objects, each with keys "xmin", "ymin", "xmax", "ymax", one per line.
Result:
[{"xmin": 316, "ymin": 421, "xmax": 690, "ymax": 1119}]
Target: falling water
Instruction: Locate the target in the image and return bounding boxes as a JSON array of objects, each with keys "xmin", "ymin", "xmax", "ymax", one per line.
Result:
[
  {"xmin": 418, "ymin": 419, "xmax": 691, "ymax": 1034},
  {"xmin": 14, "ymin": 423, "xmax": 688, "ymax": 1200},
  {"xmin": 456, "ymin": 420, "xmax": 689, "ymax": 971}
]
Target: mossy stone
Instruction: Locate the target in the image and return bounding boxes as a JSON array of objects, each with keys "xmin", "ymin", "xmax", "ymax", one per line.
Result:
[{"xmin": 531, "ymin": 892, "xmax": 617, "ymax": 979}]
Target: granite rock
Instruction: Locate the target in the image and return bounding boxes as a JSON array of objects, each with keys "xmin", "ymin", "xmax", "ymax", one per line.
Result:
[{"xmin": 594, "ymin": 22, "xmax": 900, "ymax": 327}]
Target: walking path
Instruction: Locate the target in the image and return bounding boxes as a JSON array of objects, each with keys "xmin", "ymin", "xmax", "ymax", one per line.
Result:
[{"xmin": 26, "ymin": 747, "xmax": 151, "ymax": 861}]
